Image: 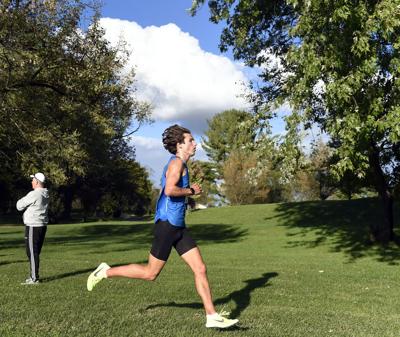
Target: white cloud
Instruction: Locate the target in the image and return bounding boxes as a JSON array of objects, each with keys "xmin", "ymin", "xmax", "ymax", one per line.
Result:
[
  {"xmin": 131, "ymin": 135, "xmax": 208, "ymax": 186},
  {"xmin": 257, "ymin": 49, "xmax": 285, "ymax": 72},
  {"xmin": 100, "ymin": 18, "xmax": 251, "ymax": 133}
]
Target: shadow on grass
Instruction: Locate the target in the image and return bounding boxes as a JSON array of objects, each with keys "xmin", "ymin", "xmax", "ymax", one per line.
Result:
[
  {"xmin": 0, "ymin": 214, "xmax": 155, "ymax": 226},
  {"xmin": 41, "ymin": 260, "xmax": 147, "ymax": 282},
  {"xmin": 75, "ymin": 222, "xmax": 247, "ymax": 245},
  {"xmin": 0, "ymin": 259, "xmax": 25, "ymax": 266},
  {"xmin": 274, "ymin": 198, "xmax": 400, "ymax": 264},
  {"xmin": 61, "ymin": 214, "xmax": 155, "ymax": 224},
  {"xmin": 215, "ymin": 326, "xmax": 249, "ymax": 332},
  {"xmin": 41, "ymin": 267, "xmax": 95, "ymax": 282},
  {"xmin": 190, "ymin": 224, "xmax": 248, "ymax": 245},
  {"xmin": 0, "ymin": 231, "xmax": 22, "ymax": 235},
  {"xmin": 145, "ymin": 272, "xmax": 278, "ymax": 319},
  {"xmin": 0, "ymin": 222, "xmax": 247, "ymax": 252}
]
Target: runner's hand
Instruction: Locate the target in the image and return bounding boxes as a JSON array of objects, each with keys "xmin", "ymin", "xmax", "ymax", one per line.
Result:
[{"xmin": 191, "ymin": 183, "xmax": 202, "ymax": 195}]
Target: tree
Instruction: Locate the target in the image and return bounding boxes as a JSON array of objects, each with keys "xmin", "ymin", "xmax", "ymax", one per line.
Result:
[
  {"xmin": 202, "ymin": 109, "xmax": 256, "ymax": 177},
  {"xmin": 187, "ymin": 160, "xmax": 219, "ymax": 206},
  {"xmin": 95, "ymin": 159, "xmax": 153, "ymax": 218},
  {"xmin": 202, "ymin": 108, "xmax": 284, "ymax": 204},
  {"xmin": 191, "ymin": 0, "xmax": 400, "ymax": 243},
  {"xmin": 0, "ymin": 0, "xmax": 152, "ymax": 218},
  {"xmin": 309, "ymin": 139, "xmax": 336, "ymax": 200},
  {"xmin": 222, "ymin": 149, "xmax": 271, "ymax": 205}
]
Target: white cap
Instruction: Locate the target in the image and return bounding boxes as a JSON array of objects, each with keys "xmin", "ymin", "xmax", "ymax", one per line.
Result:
[{"xmin": 30, "ymin": 172, "xmax": 46, "ymax": 183}]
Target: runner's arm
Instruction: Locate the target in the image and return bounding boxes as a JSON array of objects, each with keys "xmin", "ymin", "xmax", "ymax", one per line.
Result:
[{"xmin": 165, "ymin": 159, "xmax": 201, "ymax": 197}]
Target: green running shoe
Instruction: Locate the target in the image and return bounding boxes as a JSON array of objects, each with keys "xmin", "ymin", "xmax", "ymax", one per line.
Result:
[{"xmin": 87, "ymin": 262, "xmax": 110, "ymax": 291}]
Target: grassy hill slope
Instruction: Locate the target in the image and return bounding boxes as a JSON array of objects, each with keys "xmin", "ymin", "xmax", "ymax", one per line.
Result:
[{"xmin": 0, "ymin": 198, "xmax": 399, "ymax": 337}]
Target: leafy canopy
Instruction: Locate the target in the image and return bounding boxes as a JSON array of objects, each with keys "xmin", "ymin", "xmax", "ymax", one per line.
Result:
[
  {"xmin": 191, "ymin": 0, "xmax": 400, "ymax": 190},
  {"xmin": 0, "ymin": 0, "xmax": 153, "ymax": 217}
]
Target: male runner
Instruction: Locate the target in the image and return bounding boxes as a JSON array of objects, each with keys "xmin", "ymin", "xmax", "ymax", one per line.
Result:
[{"xmin": 87, "ymin": 124, "xmax": 238, "ymax": 329}]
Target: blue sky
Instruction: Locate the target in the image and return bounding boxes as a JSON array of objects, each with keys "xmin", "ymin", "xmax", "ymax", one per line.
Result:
[
  {"xmin": 102, "ymin": 0, "xmax": 224, "ymax": 54},
  {"xmin": 99, "ymin": 1, "xmax": 286, "ymax": 185}
]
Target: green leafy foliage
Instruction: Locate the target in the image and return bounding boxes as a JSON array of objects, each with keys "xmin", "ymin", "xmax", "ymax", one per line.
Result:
[
  {"xmin": 192, "ymin": 0, "xmax": 400, "ymax": 242},
  {"xmin": 0, "ymin": 0, "xmax": 153, "ymax": 218},
  {"xmin": 187, "ymin": 160, "xmax": 219, "ymax": 206},
  {"xmin": 202, "ymin": 109, "xmax": 256, "ymax": 178}
]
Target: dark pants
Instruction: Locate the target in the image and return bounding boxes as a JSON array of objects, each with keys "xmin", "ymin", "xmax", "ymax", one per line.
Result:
[{"xmin": 25, "ymin": 226, "xmax": 47, "ymax": 281}]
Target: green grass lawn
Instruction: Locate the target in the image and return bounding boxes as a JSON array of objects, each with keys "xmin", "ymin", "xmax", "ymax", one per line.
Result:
[{"xmin": 1, "ymin": 198, "xmax": 399, "ymax": 337}]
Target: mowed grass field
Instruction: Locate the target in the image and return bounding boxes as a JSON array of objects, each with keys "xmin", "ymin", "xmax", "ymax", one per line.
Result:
[{"xmin": 1, "ymin": 198, "xmax": 399, "ymax": 337}]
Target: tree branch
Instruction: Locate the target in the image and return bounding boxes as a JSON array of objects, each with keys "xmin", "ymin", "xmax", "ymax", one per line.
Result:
[{"xmin": 10, "ymin": 80, "xmax": 66, "ymax": 95}]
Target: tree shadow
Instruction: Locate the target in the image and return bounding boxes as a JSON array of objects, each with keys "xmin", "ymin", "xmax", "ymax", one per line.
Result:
[
  {"xmin": 72, "ymin": 223, "xmax": 153, "ymax": 246},
  {"xmin": 121, "ymin": 215, "xmax": 154, "ymax": 222},
  {"xmin": 0, "ymin": 259, "xmax": 25, "ymax": 267},
  {"xmin": 41, "ymin": 267, "xmax": 95, "ymax": 282},
  {"xmin": 274, "ymin": 198, "xmax": 400, "ymax": 264},
  {"xmin": 0, "ymin": 231, "xmax": 22, "ymax": 235},
  {"xmin": 145, "ymin": 272, "xmax": 278, "ymax": 319},
  {"xmin": 0, "ymin": 223, "xmax": 153, "ymax": 252},
  {"xmin": 189, "ymin": 223, "xmax": 248, "ymax": 245},
  {"xmin": 53, "ymin": 214, "xmax": 155, "ymax": 224},
  {"xmin": 0, "ymin": 229, "xmax": 25, "ymax": 251},
  {"xmin": 76, "ymin": 222, "xmax": 247, "ymax": 246},
  {"xmin": 0, "ymin": 238, "xmax": 25, "ymax": 250},
  {"xmin": 0, "ymin": 222, "xmax": 248, "ymax": 252}
]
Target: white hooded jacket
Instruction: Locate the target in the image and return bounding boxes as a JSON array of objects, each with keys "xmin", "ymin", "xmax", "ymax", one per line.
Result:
[{"xmin": 16, "ymin": 188, "xmax": 50, "ymax": 226}]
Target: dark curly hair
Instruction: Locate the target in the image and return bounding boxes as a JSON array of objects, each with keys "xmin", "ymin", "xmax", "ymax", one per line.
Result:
[{"xmin": 162, "ymin": 124, "xmax": 191, "ymax": 154}]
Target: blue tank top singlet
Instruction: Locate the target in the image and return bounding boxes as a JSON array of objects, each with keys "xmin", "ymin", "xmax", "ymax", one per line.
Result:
[{"xmin": 154, "ymin": 155, "xmax": 190, "ymax": 227}]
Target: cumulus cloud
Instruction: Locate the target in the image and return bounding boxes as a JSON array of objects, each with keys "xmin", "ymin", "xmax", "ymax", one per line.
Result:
[
  {"xmin": 100, "ymin": 18, "xmax": 251, "ymax": 133},
  {"xmin": 131, "ymin": 135, "xmax": 208, "ymax": 185}
]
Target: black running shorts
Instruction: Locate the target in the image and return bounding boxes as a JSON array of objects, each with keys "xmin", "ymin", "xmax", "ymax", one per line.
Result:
[{"xmin": 150, "ymin": 220, "xmax": 197, "ymax": 261}]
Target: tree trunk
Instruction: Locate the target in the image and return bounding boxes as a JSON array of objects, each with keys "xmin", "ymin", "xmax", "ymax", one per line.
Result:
[
  {"xmin": 60, "ymin": 185, "xmax": 74, "ymax": 220},
  {"xmin": 368, "ymin": 148, "xmax": 394, "ymax": 243}
]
